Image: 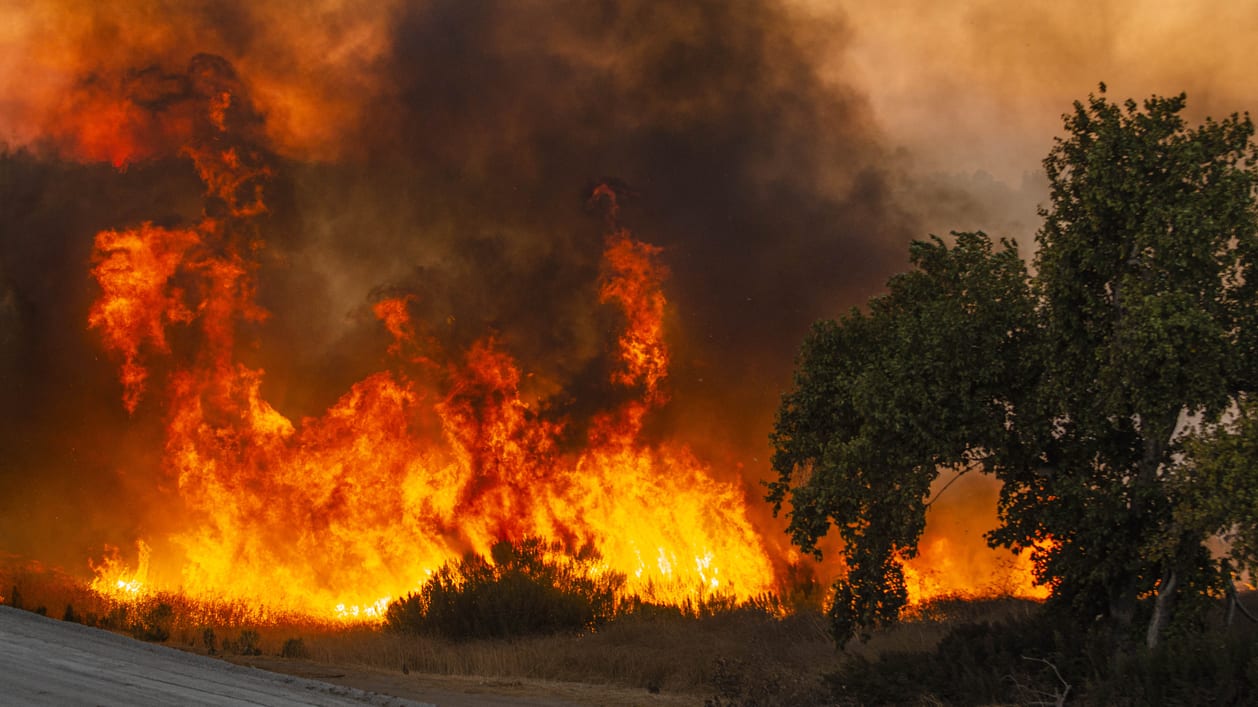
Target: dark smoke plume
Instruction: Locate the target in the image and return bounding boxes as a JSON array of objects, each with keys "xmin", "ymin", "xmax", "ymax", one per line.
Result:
[{"xmin": 0, "ymin": 0, "xmax": 920, "ymax": 568}]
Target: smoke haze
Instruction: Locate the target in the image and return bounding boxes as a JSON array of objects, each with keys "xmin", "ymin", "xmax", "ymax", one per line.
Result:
[{"xmin": 1, "ymin": 0, "xmax": 1254, "ymax": 578}]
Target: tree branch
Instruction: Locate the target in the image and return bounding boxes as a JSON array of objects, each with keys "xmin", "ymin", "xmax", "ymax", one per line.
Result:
[
  {"xmin": 1020, "ymin": 656, "xmax": 1071, "ymax": 707},
  {"xmin": 924, "ymin": 461, "xmax": 982, "ymax": 508},
  {"xmin": 1226, "ymin": 575, "xmax": 1258, "ymax": 624}
]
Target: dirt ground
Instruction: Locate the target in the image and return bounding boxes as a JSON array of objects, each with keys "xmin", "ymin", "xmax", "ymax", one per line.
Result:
[{"xmin": 229, "ymin": 656, "xmax": 700, "ymax": 707}]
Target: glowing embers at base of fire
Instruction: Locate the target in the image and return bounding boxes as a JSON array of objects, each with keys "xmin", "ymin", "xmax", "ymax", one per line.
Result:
[
  {"xmin": 334, "ymin": 597, "xmax": 392, "ymax": 621},
  {"xmin": 90, "ymin": 541, "xmax": 153, "ymax": 599}
]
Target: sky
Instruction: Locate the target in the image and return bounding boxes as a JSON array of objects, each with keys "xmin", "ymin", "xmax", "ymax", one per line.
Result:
[
  {"xmin": 1, "ymin": 0, "xmax": 1255, "ymax": 572},
  {"xmin": 841, "ymin": 0, "xmax": 1258, "ymax": 239}
]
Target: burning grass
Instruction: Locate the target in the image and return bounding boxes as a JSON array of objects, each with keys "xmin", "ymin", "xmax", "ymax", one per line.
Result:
[
  {"xmin": 9, "ymin": 550, "xmax": 1257, "ymax": 705},
  {"xmin": 3, "ymin": 551, "xmax": 1051, "ymax": 705},
  {"xmin": 2, "ymin": 554, "xmax": 834, "ymax": 701}
]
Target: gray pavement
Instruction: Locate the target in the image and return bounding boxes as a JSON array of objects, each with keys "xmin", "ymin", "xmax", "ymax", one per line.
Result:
[{"xmin": 0, "ymin": 606, "xmax": 433, "ymax": 706}]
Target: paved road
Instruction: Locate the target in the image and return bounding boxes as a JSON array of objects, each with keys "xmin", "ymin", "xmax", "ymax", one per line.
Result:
[{"xmin": 0, "ymin": 606, "xmax": 433, "ymax": 706}]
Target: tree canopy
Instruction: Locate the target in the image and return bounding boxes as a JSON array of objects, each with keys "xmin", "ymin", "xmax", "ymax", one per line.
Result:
[{"xmin": 768, "ymin": 87, "xmax": 1258, "ymax": 647}]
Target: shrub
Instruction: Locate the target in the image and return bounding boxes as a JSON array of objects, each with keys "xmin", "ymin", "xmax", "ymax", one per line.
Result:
[
  {"xmin": 386, "ymin": 538, "xmax": 624, "ymax": 640},
  {"xmin": 706, "ymin": 655, "xmax": 829, "ymax": 707},
  {"xmin": 233, "ymin": 629, "xmax": 262, "ymax": 655},
  {"xmin": 280, "ymin": 637, "xmax": 309, "ymax": 659},
  {"xmin": 1084, "ymin": 631, "xmax": 1258, "ymax": 706},
  {"xmin": 828, "ymin": 604, "xmax": 1258, "ymax": 706},
  {"xmin": 133, "ymin": 602, "xmax": 174, "ymax": 642},
  {"xmin": 202, "ymin": 627, "xmax": 218, "ymax": 655}
]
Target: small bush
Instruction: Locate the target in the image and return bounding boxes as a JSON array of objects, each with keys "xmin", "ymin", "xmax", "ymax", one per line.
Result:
[
  {"xmin": 386, "ymin": 538, "xmax": 624, "ymax": 640},
  {"xmin": 133, "ymin": 603, "xmax": 174, "ymax": 642},
  {"xmin": 202, "ymin": 627, "xmax": 218, "ymax": 655},
  {"xmin": 280, "ymin": 637, "xmax": 310, "ymax": 659},
  {"xmin": 100, "ymin": 605, "xmax": 129, "ymax": 631},
  {"xmin": 233, "ymin": 629, "xmax": 262, "ymax": 656},
  {"xmin": 706, "ymin": 655, "xmax": 828, "ymax": 707}
]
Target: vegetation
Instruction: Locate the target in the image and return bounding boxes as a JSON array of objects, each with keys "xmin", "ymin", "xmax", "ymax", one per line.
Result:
[
  {"xmin": 828, "ymin": 594, "xmax": 1258, "ymax": 706},
  {"xmin": 7, "ymin": 88, "xmax": 1258, "ymax": 705},
  {"xmin": 1, "ymin": 555, "xmax": 837, "ymax": 704},
  {"xmin": 769, "ymin": 86, "xmax": 1258, "ymax": 651},
  {"xmin": 9, "ymin": 550, "xmax": 1258, "ymax": 703},
  {"xmin": 385, "ymin": 538, "xmax": 623, "ymax": 639}
]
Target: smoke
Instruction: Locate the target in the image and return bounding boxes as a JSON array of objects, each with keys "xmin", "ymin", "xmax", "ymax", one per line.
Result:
[
  {"xmin": 261, "ymin": 1, "xmax": 920, "ymax": 454},
  {"xmin": 11, "ymin": 0, "xmax": 1251, "ymax": 578},
  {"xmin": 0, "ymin": 0, "xmax": 926, "ymax": 569},
  {"xmin": 839, "ymin": 0, "xmax": 1258, "ymax": 247}
]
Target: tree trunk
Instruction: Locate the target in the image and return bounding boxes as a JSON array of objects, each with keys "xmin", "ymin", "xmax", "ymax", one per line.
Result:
[
  {"xmin": 1133, "ymin": 410, "xmax": 1181, "ymax": 650},
  {"xmin": 1146, "ymin": 570, "xmax": 1177, "ymax": 650}
]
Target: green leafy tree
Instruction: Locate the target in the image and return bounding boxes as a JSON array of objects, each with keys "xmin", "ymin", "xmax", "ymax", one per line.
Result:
[
  {"xmin": 768, "ymin": 87, "xmax": 1258, "ymax": 648},
  {"xmin": 1172, "ymin": 399, "xmax": 1258, "ymax": 623},
  {"xmin": 769, "ymin": 231, "xmax": 1037, "ymax": 643}
]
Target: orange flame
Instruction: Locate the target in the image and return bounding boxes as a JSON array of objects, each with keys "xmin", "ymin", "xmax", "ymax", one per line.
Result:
[
  {"xmin": 85, "ymin": 78, "xmax": 776, "ymax": 617},
  {"xmin": 78, "ymin": 59, "xmax": 1044, "ymax": 621},
  {"xmin": 903, "ymin": 472, "xmax": 1049, "ymax": 605},
  {"xmin": 90, "ymin": 541, "xmax": 152, "ymax": 599},
  {"xmin": 87, "ymin": 224, "xmax": 200, "ymax": 411}
]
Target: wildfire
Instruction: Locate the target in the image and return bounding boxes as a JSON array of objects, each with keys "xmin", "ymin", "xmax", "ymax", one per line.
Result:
[
  {"xmin": 90, "ymin": 541, "xmax": 152, "ymax": 599},
  {"xmin": 82, "ymin": 57, "xmax": 777, "ymax": 619},
  {"xmin": 902, "ymin": 472, "xmax": 1050, "ymax": 605},
  {"xmin": 61, "ymin": 53, "xmax": 1050, "ymax": 623}
]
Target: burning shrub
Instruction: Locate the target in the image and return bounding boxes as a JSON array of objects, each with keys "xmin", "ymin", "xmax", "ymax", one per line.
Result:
[{"xmin": 386, "ymin": 538, "xmax": 624, "ymax": 639}]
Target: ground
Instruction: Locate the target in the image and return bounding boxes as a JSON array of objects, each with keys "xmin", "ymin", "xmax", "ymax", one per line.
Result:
[
  {"xmin": 0, "ymin": 605, "xmax": 694, "ymax": 706},
  {"xmin": 231, "ymin": 656, "xmax": 696, "ymax": 707}
]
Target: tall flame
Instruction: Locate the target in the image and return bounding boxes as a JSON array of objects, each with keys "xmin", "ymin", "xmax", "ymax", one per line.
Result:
[
  {"xmin": 72, "ymin": 54, "xmax": 1051, "ymax": 621},
  {"xmin": 85, "ymin": 64, "xmax": 776, "ymax": 618}
]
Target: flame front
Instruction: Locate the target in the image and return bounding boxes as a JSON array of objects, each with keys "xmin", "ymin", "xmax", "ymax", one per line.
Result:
[
  {"xmin": 70, "ymin": 53, "xmax": 1054, "ymax": 621},
  {"xmin": 85, "ymin": 67, "xmax": 774, "ymax": 618}
]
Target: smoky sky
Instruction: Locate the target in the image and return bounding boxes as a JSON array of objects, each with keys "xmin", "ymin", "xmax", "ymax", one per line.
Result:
[
  {"xmin": 270, "ymin": 0, "xmax": 918, "ymax": 442},
  {"xmin": 0, "ymin": 0, "xmax": 922, "ymax": 566}
]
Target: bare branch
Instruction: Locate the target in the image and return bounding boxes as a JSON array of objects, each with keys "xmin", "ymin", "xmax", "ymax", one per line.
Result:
[
  {"xmin": 924, "ymin": 461, "xmax": 983, "ymax": 508},
  {"xmin": 1226, "ymin": 576, "xmax": 1258, "ymax": 624},
  {"xmin": 1021, "ymin": 656, "xmax": 1071, "ymax": 707}
]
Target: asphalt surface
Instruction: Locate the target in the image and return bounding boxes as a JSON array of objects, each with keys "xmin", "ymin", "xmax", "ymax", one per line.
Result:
[{"xmin": 0, "ymin": 606, "xmax": 434, "ymax": 706}]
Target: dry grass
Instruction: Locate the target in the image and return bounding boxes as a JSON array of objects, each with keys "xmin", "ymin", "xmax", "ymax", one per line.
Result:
[
  {"xmin": 2, "ymin": 558, "xmax": 1053, "ymax": 704},
  {"xmin": 175, "ymin": 604, "xmax": 838, "ymax": 701},
  {"xmin": 1, "ymin": 557, "xmax": 104, "ymax": 619},
  {"xmin": 853, "ymin": 593, "xmax": 1045, "ymax": 659}
]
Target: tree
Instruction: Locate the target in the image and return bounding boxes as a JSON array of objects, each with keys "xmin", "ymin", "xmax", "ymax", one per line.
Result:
[
  {"xmin": 768, "ymin": 87, "xmax": 1258, "ymax": 648},
  {"xmin": 1172, "ymin": 398, "xmax": 1258, "ymax": 626},
  {"xmin": 768, "ymin": 231, "xmax": 1037, "ymax": 642}
]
